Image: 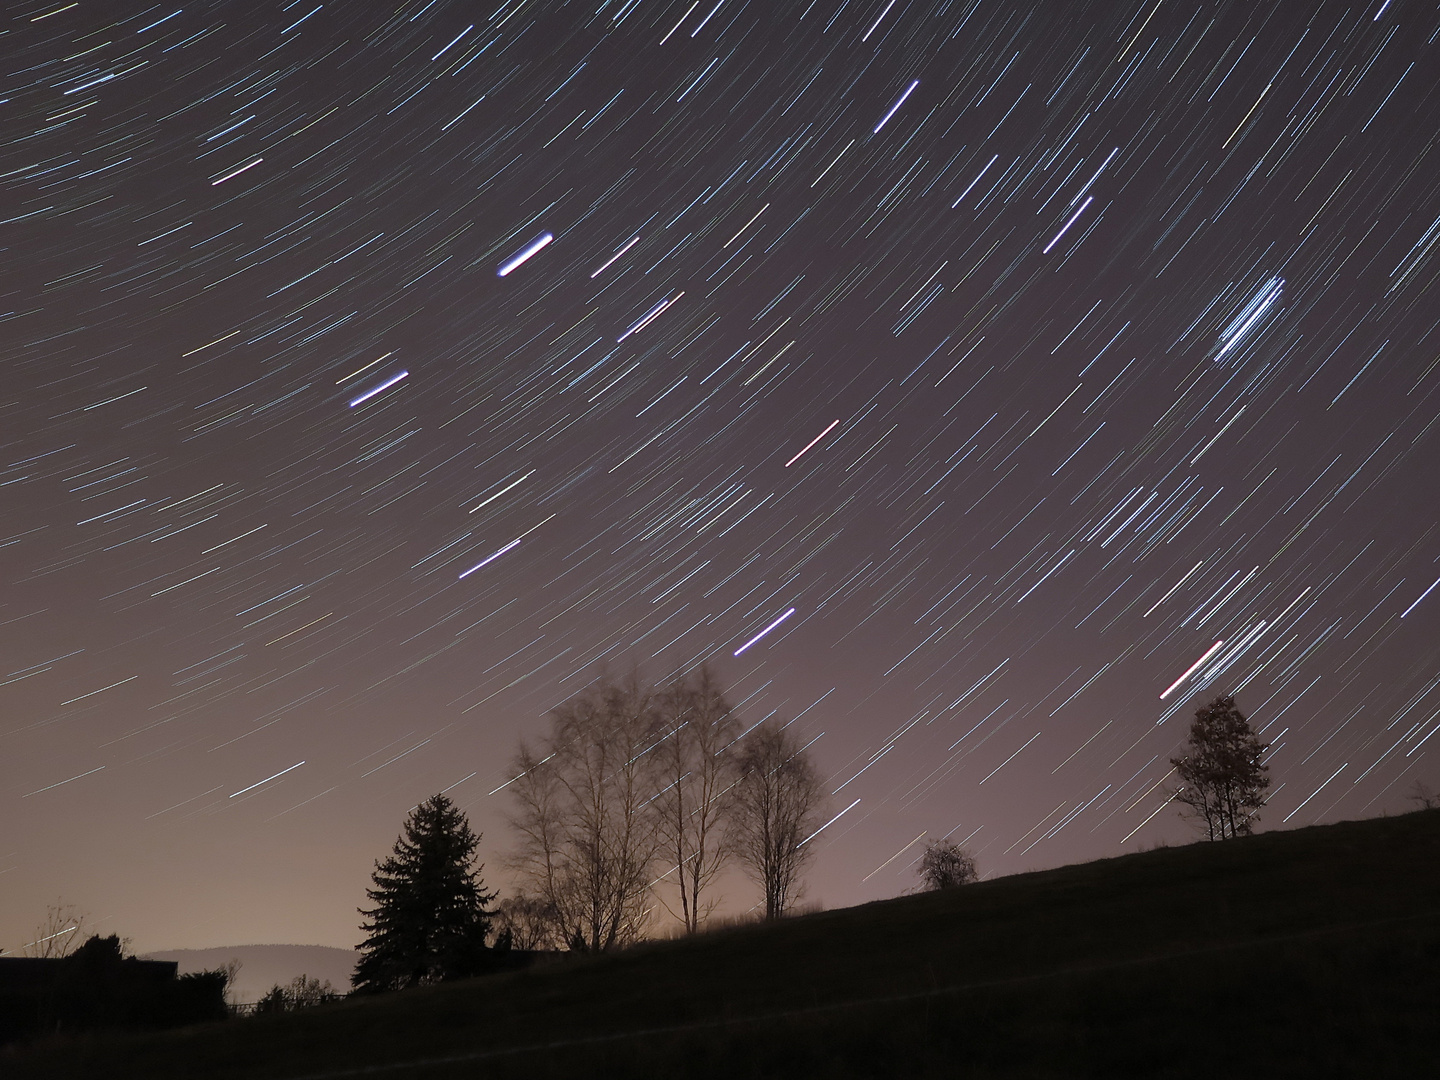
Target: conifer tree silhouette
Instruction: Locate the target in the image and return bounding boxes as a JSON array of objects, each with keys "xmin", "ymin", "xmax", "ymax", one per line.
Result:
[{"xmin": 354, "ymin": 794, "xmax": 497, "ymax": 992}]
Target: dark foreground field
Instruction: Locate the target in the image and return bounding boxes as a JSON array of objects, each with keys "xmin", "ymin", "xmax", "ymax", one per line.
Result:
[{"xmin": 7, "ymin": 810, "xmax": 1439, "ymax": 1079}]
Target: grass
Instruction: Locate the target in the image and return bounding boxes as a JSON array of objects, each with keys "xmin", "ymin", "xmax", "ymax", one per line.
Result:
[{"xmin": 6, "ymin": 809, "xmax": 1439, "ymax": 1079}]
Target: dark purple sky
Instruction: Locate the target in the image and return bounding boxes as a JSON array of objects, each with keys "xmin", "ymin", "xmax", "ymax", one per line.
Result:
[{"xmin": 4, "ymin": 0, "xmax": 1438, "ymax": 952}]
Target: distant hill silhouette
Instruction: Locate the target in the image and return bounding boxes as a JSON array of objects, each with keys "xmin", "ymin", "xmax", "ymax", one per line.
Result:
[{"xmin": 138, "ymin": 945, "xmax": 353, "ymax": 1005}]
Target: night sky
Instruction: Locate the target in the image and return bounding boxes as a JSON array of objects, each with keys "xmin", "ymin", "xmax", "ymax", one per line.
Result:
[{"xmin": 4, "ymin": 0, "xmax": 1439, "ymax": 953}]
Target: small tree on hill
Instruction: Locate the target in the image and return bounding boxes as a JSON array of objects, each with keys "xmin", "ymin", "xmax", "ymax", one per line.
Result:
[
  {"xmin": 353, "ymin": 793, "xmax": 497, "ymax": 992},
  {"xmin": 256, "ymin": 974, "xmax": 341, "ymax": 1014},
  {"xmin": 918, "ymin": 839, "xmax": 978, "ymax": 890},
  {"xmin": 1170, "ymin": 694, "xmax": 1270, "ymax": 840}
]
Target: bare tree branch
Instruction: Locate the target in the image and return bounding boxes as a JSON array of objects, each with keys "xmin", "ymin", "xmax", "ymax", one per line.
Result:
[
  {"xmin": 1408, "ymin": 780, "xmax": 1439, "ymax": 811},
  {"xmin": 21, "ymin": 899, "xmax": 90, "ymax": 959}
]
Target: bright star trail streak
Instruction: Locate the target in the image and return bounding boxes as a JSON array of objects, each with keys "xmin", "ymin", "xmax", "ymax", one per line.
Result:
[
  {"xmin": 497, "ymin": 232, "xmax": 553, "ymax": 277},
  {"xmin": 1160, "ymin": 641, "xmax": 1227, "ymax": 700},
  {"xmin": 785, "ymin": 419, "xmax": 840, "ymax": 467},
  {"xmin": 952, "ymin": 154, "xmax": 999, "ymax": 207},
  {"xmin": 3, "ymin": 0, "xmax": 1438, "ymax": 956},
  {"xmin": 800, "ymin": 798, "xmax": 862, "ymax": 846},
  {"xmin": 873, "ymin": 80, "xmax": 919, "ymax": 134},
  {"xmin": 1043, "ymin": 196, "xmax": 1095, "ymax": 254},
  {"xmin": 733, "ymin": 608, "xmax": 796, "ymax": 656},
  {"xmin": 347, "ymin": 370, "xmax": 409, "ymax": 407},
  {"xmin": 229, "ymin": 761, "xmax": 306, "ymax": 799},
  {"xmin": 210, "ymin": 157, "xmax": 263, "ymax": 185},
  {"xmin": 590, "ymin": 235, "xmax": 640, "ymax": 278},
  {"xmin": 458, "ymin": 538, "xmax": 522, "ymax": 579},
  {"xmin": 468, "ymin": 471, "xmax": 534, "ymax": 513},
  {"xmin": 1400, "ymin": 575, "xmax": 1440, "ymax": 619}
]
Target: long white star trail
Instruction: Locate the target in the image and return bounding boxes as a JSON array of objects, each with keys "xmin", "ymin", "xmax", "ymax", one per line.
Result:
[
  {"xmin": 733, "ymin": 608, "xmax": 796, "ymax": 656},
  {"xmin": 348, "ymin": 370, "xmax": 410, "ymax": 407}
]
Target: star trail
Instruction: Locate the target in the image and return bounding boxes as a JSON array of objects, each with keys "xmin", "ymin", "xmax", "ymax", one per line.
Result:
[{"xmin": 3, "ymin": 0, "xmax": 1439, "ymax": 950}]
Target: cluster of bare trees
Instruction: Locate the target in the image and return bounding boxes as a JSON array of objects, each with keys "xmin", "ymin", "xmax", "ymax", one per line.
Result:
[{"xmin": 501, "ymin": 667, "xmax": 827, "ymax": 949}]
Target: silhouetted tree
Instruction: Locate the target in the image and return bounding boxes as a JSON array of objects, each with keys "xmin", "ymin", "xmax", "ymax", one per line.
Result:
[
  {"xmin": 918, "ymin": 839, "xmax": 978, "ymax": 890},
  {"xmin": 1408, "ymin": 780, "xmax": 1439, "ymax": 810},
  {"xmin": 654, "ymin": 665, "xmax": 739, "ymax": 933},
  {"xmin": 507, "ymin": 672, "xmax": 663, "ymax": 952},
  {"xmin": 1170, "ymin": 694, "xmax": 1270, "ymax": 840},
  {"xmin": 22, "ymin": 899, "xmax": 90, "ymax": 958},
  {"xmin": 491, "ymin": 894, "xmax": 557, "ymax": 951},
  {"xmin": 730, "ymin": 721, "xmax": 827, "ymax": 919},
  {"xmin": 217, "ymin": 958, "xmax": 243, "ymax": 1009},
  {"xmin": 256, "ymin": 974, "xmax": 341, "ymax": 1014},
  {"xmin": 353, "ymin": 794, "xmax": 497, "ymax": 992},
  {"xmin": 42, "ymin": 934, "xmax": 229, "ymax": 1033}
]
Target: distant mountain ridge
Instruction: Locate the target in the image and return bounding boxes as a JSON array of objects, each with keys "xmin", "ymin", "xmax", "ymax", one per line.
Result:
[{"xmin": 139, "ymin": 944, "xmax": 354, "ymax": 1005}]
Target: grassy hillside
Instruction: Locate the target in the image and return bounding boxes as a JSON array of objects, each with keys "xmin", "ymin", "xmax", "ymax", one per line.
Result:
[{"xmin": 7, "ymin": 809, "xmax": 1439, "ymax": 1079}]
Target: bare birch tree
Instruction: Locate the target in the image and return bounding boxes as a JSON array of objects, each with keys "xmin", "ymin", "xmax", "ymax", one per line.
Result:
[
  {"xmin": 653, "ymin": 664, "xmax": 738, "ymax": 933},
  {"xmin": 506, "ymin": 742, "xmax": 571, "ymax": 950},
  {"xmin": 730, "ymin": 721, "xmax": 827, "ymax": 919},
  {"xmin": 507, "ymin": 672, "xmax": 663, "ymax": 951}
]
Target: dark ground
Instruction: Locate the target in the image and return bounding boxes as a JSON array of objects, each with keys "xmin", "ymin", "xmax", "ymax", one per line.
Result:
[{"xmin": 6, "ymin": 809, "xmax": 1438, "ymax": 1079}]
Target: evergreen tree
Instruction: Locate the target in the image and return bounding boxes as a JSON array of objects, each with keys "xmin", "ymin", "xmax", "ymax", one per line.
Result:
[
  {"xmin": 1170, "ymin": 695, "xmax": 1271, "ymax": 840},
  {"xmin": 353, "ymin": 794, "xmax": 497, "ymax": 992}
]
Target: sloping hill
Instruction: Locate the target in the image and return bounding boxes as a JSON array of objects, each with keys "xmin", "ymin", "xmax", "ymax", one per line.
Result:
[
  {"xmin": 7, "ymin": 810, "xmax": 1439, "ymax": 1079},
  {"xmin": 138, "ymin": 945, "xmax": 355, "ymax": 1007}
]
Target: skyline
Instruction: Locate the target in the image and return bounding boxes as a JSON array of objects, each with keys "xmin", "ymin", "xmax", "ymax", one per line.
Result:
[{"xmin": 4, "ymin": 0, "xmax": 1440, "ymax": 952}]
